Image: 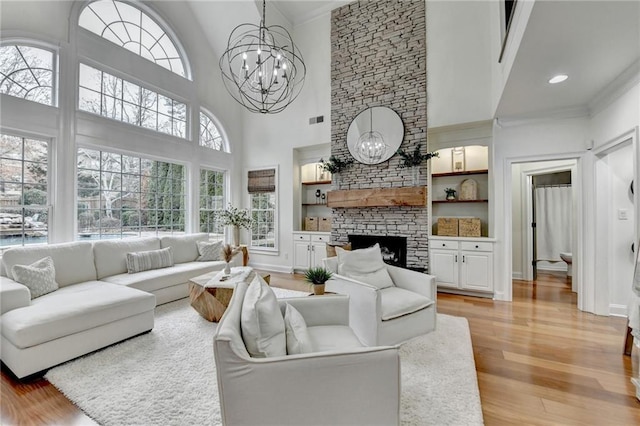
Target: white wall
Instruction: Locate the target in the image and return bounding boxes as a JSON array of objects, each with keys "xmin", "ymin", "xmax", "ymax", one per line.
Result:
[
  {"xmin": 426, "ymin": 0, "xmax": 494, "ymax": 128},
  {"xmin": 240, "ymin": 12, "xmax": 332, "ymax": 271}
]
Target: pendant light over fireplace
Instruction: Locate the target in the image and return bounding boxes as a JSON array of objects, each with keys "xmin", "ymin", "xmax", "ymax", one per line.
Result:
[{"xmin": 219, "ymin": 0, "xmax": 306, "ymax": 114}]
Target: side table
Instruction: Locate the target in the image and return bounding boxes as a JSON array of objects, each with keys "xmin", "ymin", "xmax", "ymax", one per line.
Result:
[{"xmin": 188, "ymin": 268, "xmax": 269, "ymax": 322}]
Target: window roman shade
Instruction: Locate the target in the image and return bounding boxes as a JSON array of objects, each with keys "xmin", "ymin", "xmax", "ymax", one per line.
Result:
[{"xmin": 248, "ymin": 169, "xmax": 276, "ymax": 193}]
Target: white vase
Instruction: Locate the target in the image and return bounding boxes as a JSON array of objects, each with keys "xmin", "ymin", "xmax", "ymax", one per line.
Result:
[
  {"xmin": 411, "ymin": 165, "xmax": 420, "ymax": 186},
  {"xmin": 333, "ymin": 172, "xmax": 341, "ymax": 190},
  {"xmin": 230, "ymin": 225, "xmax": 240, "ymax": 247},
  {"xmin": 223, "ymin": 262, "xmax": 231, "ymax": 275}
]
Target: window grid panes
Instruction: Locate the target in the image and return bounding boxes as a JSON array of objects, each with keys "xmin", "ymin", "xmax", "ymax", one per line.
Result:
[
  {"xmin": 199, "ymin": 111, "xmax": 226, "ymax": 152},
  {"xmin": 199, "ymin": 169, "xmax": 225, "ymax": 238},
  {"xmin": 79, "ymin": 0, "xmax": 187, "ymax": 78},
  {"xmin": 79, "ymin": 63, "xmax": 187, "ymax": 138},
  {"xmin": 0, "ymin": 133, "xmax": 49, "ymax": 248},
  {"xmin": 250, "ymin": 192, "xmax": 276, "ymax": 248},
  {"xmin": 0, "ymin": 44, "xmax": 54, "ymax": 106},
  {"xmin": 77, "ymin": 147, "xmax": 185, "ymax": 239}
]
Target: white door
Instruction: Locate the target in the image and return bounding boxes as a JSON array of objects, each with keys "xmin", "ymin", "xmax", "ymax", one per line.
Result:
[
  {"xmin": 293, "ymin": 241, "xmax": 310, "ymax": 270},
  {"xmin": 311, "ymin": 242, "xmax": 326, "ymax": 268},
  {"xmin": 460, "ymin": 251, "xmax": 493, "ymax": 291},
  {"xmin": 430, "ymin": 249, "xmax": 458, "ymax": 288}
]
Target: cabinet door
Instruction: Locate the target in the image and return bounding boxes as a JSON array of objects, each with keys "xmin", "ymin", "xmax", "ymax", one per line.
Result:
[
  {"xmin": 460, "ymin": 251, "xmax": 493, "ymax": 291},
  {"xmin": 430, "ymin": 249, "xmax": 459, "ymax": 289},
  {"xmin": 310, "ymin": 242, "xmax": 326, "ymax": 268},
  {"xmin": 293, "ymin": 241, "xmax": 311, "ymax": 270}
]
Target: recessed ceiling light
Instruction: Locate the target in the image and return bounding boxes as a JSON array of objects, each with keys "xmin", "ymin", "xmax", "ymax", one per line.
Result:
[{"xmin": 548, "ymin": 74, "xmax": 568, "ymax": 84}]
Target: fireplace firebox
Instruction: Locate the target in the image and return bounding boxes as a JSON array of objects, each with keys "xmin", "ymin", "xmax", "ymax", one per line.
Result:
[{"xmin": 348, "ymin": 235, "xmax": 407, "ymax": 268}]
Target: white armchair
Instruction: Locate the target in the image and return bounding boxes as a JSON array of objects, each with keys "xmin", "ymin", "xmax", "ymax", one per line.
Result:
[
  {"xmin": 213, "ymin": 277, "xmax": 401, "ymax": 426},
  {"xmin": 323, "ymin": 255, "xmax": 437, "ymax": 347}
]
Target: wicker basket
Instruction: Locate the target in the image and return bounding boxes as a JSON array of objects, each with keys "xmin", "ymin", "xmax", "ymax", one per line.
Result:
[
  {"xmin": 459, "ymin": 218, "xmax": 481, "ymax": 237},
  {"xmin": 304, "ymin": 217, "xmax": 318, "ymax": 231},
  {"xmin": 318, "ymin": 217, "xmax": 331, "ymax": 232},
  {"xmin": 437, "ymin": 218, "xmax": 459, "ymax": 236}
]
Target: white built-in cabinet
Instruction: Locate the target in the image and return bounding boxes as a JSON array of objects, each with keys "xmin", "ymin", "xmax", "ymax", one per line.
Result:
[
  {"xmin": 430, "ymin": 236, "xmax": 495, "ymax": 294},
  {"xmin": 293, "ymin": 232, "xmax": 331, "ymax": 271}
]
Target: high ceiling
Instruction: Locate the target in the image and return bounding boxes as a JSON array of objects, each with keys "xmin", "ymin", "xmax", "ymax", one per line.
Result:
[
  {"xmin": 188, "ymin": 0, "xmax": 640, "ymax": 120},
  {"xmin": 497, "ymin": 0, "xmax": 640, "ymax": 118}
]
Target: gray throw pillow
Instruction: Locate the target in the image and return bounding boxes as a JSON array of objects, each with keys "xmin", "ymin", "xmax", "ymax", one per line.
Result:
[
  {"xmin": 126, "ymin": 247, "xmax": 174, "ymax": 273},
  {"xmin": 11, "ymin": 256, "xmax": 59, "ymax": 299},
  {"xmin": 196, "ymin": 240, "xmax": 224, "ymax": 261}
]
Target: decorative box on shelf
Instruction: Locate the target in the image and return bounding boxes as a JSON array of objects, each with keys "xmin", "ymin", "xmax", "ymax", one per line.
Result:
[
  {"xmin": 304, "ymin": 217, "xmax": 318, "ymax": 231},
  {"xmin": 459, "ymin": 218, "xmax": 481, "ymax": 237},
  {"xmin": 318, "ymin": 217, "xmax": 331, "ymax": 232},
  {"xmin": 437, "ymin": 218, "xmax": 458, "ymax": 236}
]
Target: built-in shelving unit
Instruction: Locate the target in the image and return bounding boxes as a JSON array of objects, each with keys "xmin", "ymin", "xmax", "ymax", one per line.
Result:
[
  {"xmin": 432, "ymin": 199, "xmax": 488, "ymax": 204},
  {"xmin": 432, "ymin": 169, "xmax": 488, "ymax": 178}
]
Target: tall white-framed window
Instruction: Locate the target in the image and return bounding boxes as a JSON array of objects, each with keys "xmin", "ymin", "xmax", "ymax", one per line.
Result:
[
  {"xmin": 78, "ymin": 63, "xmax": 187, "ymax": 138},
  {"xmin": 0, "ymin": 132, "xmax": 50, "ymax": 249},
  {"xmin": 0, "ymin": 43, "xmax": 56, "ymax": 106},
  {"xmin": 76, "ymin": 147, "xmax": 185, "ymax": 239},
  {"xmin": 78, "ymin": 0, "xmax": 189, "ymax": 78},
  {"xmin": 199, "ymin": 110, "xmax": 229, "ymax": 152},
  {"xmin": 248, "ymin": 167, "xmax": 278, "ymax": 251},
  {"xmin": 199, "ymin": 168, "xmax": 226, "ymax": 239}
]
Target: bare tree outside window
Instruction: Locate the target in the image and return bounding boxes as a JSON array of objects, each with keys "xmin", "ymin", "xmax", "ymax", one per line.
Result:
[
  {"xmin": 79, "ymin": 64, "xmax": 187, "ymax": 138},
  {"xmin": 0, "ymin": 44, "xmax": 54, "ymax": 106}
]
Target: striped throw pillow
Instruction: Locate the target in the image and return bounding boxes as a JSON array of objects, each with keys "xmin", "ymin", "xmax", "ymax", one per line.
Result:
[{"xmin": 126, "ymin": 247, "xmax": 174, "ymax": 274}]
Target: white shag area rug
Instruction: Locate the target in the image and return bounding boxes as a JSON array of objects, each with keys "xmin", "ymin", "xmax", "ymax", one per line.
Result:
[{"xmin": 46, "ymin": 288, "xmax": 483, "ymax": 425}]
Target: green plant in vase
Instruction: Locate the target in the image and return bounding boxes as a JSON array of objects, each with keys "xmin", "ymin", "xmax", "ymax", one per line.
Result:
[
  {"xmin": 217, "ymin": 204, "xmax": 253, "ymax": 246},
  {"xmin": 319, "ymin": 156, "xmax": 353, "ymax": 190},
  {"xmin": 396, "ymin": 145, "xmax": 439, "ymax": 185},
  {"xmin": 304, "ymin": 266, "xmax": 333, "ymax": 295}
]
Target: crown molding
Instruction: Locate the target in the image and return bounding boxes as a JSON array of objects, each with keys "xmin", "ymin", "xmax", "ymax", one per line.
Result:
[
  {"xmin": 588, "ymin": 59, "xmax": 640, "ymax": 117},
  {"xmin": 495, "ymin": 105, "xmax": 589, "ymax": 128}
]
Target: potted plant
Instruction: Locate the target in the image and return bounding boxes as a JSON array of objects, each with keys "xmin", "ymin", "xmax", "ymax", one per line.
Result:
[
  {"xmin": 445, "ymin": 188, "xmax": 457, "ymax": 201},
  {"xmin": 319, "ymin": 156, "xmax": 353, "ymax": 189},
  {"xmin": 217, "ymin": 204, "xmax": 253, "ymax": 247},
  {"xmin": 304, "ymin": 266, "xmax": 333, "ymax": 295},
  {"xmin": 396, "ymin": 145, "xmax": 439, "ymax": 185}
]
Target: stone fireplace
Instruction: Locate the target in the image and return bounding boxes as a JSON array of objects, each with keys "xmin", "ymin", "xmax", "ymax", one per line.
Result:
[{"xmin": 330, "ymin": 0, "xmax": 429, "ymax": 271}]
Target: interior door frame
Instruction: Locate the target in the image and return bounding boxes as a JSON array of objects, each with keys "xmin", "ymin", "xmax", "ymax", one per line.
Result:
[{"xmin": 521, "ymin": 162, "xmax": 577, "ymax": 283}]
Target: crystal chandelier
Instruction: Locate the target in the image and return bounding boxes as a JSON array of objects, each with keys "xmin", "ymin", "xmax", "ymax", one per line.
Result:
[
  {"xmin": 354, "ymin": 108, "xmax": 389, "ymax": 164},
  {"xmin": 219, "ymin": 0, "xmax": 306, "ymax": 114}
]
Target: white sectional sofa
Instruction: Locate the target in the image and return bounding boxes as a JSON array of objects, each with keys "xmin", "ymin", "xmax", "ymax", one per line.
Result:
[{"xmin": 0, "ymin": 233, "xmax": 238, "ymax": 379}]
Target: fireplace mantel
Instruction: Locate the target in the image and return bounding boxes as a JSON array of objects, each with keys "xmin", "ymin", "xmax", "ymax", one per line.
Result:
[{"xmin": 326, "ymin": 187, "xmax": 427, "ymax": 208}]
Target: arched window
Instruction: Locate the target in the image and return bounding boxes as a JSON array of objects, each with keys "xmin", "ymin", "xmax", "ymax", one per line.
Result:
[
  {"xmin": 199, "ymin": 110, "xmax": 228, "ymax": 152},
  {"xmin": 0, "ymin": 44, "xmax": 55, "ymax": 106},
  {"xmin": 79, "ymin": 0, "xmax": 187, "ymax": 78}
]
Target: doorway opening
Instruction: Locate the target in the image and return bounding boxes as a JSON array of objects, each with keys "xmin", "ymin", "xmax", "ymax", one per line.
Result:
[{"xmin": 511, "ymin": 159, "xmax": 578, "ymax": 302}]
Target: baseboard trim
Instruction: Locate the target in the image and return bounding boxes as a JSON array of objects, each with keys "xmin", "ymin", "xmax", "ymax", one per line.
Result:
[
  {"xmin": 249, "ymin": 262, "xmax": 293, "ymax": 274},
  {"xmin": 512, "ymin": 272, "xmax": 523, "ymax": 279},
  {"xmin": 609, "ymin": 304, "xmax": 629, "ymax": 318}
]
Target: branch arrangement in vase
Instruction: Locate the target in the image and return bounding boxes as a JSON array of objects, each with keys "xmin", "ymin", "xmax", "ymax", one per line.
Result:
[
  {"xmin": 396, "ymin": 145, "xmax": 439, "ymax": 168},
  {"xmin": 217, "ymin": 204, "xmax": 253, "ymax": 229},
  {"xmin": 319, "ymin": 155, "xmax": 354, "ymax": 174}
]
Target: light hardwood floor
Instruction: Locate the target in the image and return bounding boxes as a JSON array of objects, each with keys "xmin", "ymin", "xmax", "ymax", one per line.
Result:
[{"xmin": 2, "ymin": 271, "xmax": 639, "ymax": 425}]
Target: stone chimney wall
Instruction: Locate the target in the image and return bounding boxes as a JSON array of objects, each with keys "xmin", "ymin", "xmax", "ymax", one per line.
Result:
[{"xmin": 330, "ymin": 0, "xmax": 429, "ymax": 269}]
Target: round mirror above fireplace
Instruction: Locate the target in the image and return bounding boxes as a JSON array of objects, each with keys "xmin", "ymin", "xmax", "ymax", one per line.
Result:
[{"xmin": 347, "ymin": 106, "xmax": 404, "ymax": 165}]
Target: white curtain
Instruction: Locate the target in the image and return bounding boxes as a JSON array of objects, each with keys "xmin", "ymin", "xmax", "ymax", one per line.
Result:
[{"xmin": 535, "ymin": 186, "xmax": 572, "ymax": 261}]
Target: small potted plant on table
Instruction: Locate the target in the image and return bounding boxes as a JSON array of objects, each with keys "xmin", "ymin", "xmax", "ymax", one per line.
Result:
[{"xmin": 304, "ymin": 267, "xmax": 333, "ymax": 295}]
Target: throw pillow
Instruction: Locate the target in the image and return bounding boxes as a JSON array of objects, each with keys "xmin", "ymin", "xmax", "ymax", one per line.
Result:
[
  {"xmin": 325, "ymin": 242, "xmax": 352, "ymax": 258},
  {"xmin": 126, "ymin": 247, "xmax": 174, "ymax": 274},
  {"xmin": 196, "ymin": 240, "xmax": 224, "ymax": 261},
  {"xmin": 337, "ymin": 243, "xmax": 394, "ymax": 289},
  {"xmin": 241, "ymin": 276, "xmax": 286, "ymax": 358},
  {"xmin": 11, "ymin": 256, "xmax": 59, "ymax": 299},
  {"xmin": 284, "ymin": 303, "xmax": 313, "ymax": 354}
]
